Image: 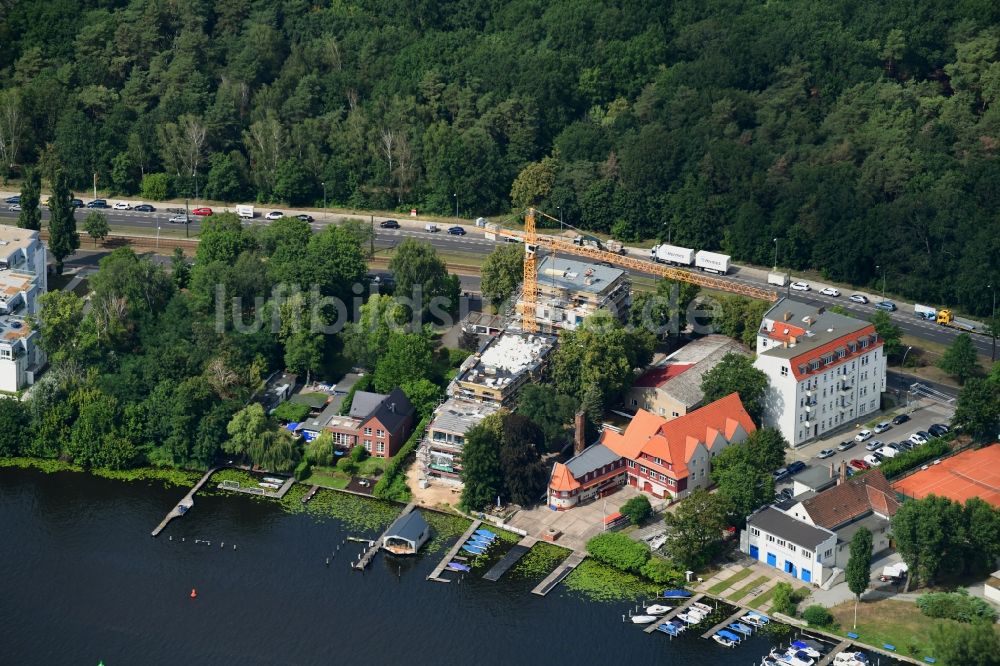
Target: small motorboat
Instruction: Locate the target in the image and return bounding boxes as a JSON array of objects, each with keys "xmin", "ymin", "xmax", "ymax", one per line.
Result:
[
  {"xmin": 262, "ymin": 476, "xmax": 285, "ymax": 484},
  {"xmin": 466, "ymin": 538, "xmax": 492, "ymax": 548},
  {"xmin": 713, "ymin": 633, "xmax": 736, "ymax": 647},
  {"xmin": 741, "ymin": 614, "xmax": 766, "ymax": 627},
  {"xmin": 656, "ymin": 620, "xmax": 686, "ymax": 636},
  {"xmin": 691, "ymin": 601, "xmax": 713, "ymax": 613},
  {"xmin": 791, "ymin": 641, "xmax": 822, "ymax": 658},
  {"xmin": 645, "ymin": 604, "xmax": 672, "ymax": 615},
  {"xmin": 474, "ymin": 529, "xmax": 497, "ymax": 538},
  {"xmin": 746, "ymin": 611, "xmax": 770, "ymax": 624},
  {"xmin": 461, "ymin": 545, "xmax": 486, "ymax": 555},
  {"xmin": 661, "ymin": 588, "xmax": 692, "ymax": 598},
  {"xmin": 446, "ymin": 561, "xmax": 471, "ymax": 572},
  {"xmin": 761, "ymin": 658, "xmax": 780, "ymax": 666},
  {"xmin": 781, "ymin": 650, "xmax": 816, "ymax": 666},
  {"xmin": 834, "ymin": 652, "xmax": 868, "ymax": 666},
  {"xmin": 630, "ymin": 614, "xmax": 658, "ymax": 624},
  {"xmin": 727, "ymin": 622, "xmax": 753, "ymax": 636},
  {"xmin": 677, "ymin": 610, "xmax": 706, "ymax": 624}
]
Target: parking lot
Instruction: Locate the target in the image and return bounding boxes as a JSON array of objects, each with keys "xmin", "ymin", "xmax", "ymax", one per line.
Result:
[{"xmin": 775, "ymin": 398, "xmax": 955, "ymax": 493}]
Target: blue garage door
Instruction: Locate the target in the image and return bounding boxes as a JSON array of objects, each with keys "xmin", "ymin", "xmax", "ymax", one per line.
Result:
[
  {"xmin": 785, "ymin": 561, "xmax": 797, "ymax": 577},
  {"xmin": 802, "ymin": 568, "xmax": 811, "ymax": 583},
  {"xmin": 749, "ymin": 545, "xmax": 759, "ymax": 560},
  {"xmin": 766, "ymin": 552, "xmax": 777, "ymax": 567}
]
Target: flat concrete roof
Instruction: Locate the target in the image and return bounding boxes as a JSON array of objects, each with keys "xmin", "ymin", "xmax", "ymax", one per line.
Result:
[{"xmin": 536, "ymin": 255, "xmax": 625, "ymax": 295}]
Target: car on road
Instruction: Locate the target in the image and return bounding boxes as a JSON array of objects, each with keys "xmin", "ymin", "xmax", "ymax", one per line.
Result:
[
  {"xmin": 134, "ymin": 204, "xmax": 155, "ymax": 212},
  {"xmin": 296, "ymin": 214, "xmax": 314, "ymax": 222},
  {"xmin": 772, "ymin": 467, "xmax": 789, "ymax": 482},
  {"xmin": 71, "ymin": 198, "xmax": 84, "ymax": 208},
  {"xmin": 875, "ymin": 300, "xmax": 897, "ymax": 312},
  {"xmin": 892, "ymin": 413, "xmax": 910, "ymax": 425},
  {"xmin": 928, "ymin": 423, "xmax": 949, "ymax": 437},
  {"xmin": 7, "ymin": 204, "xmax": 20, "ymax": 211},
  {"xmin": 425, "ymin": 223, "xmax": 439, "ymax": 232},
  {"xmin": 849, "ymin": 459, "xmax": 870, "ymax": 471},
  {"xmin": 849, "ymin": 294, "xmax": 869, "ymax": 304},
  {"xmin": 820, "ymin": 287, "xmax": 840, "ymax": 297},
  {"xmin": 873, "ymin": 421, "xmax": 892, "ymax": 434},
  {"xmin": 265, "ymin": 210, "xmax": 284, "ymax": 220},
  {"xmin": 379, "ymin": 219, "xmax": 399, "ymax": 229},
  {"xmin": 816, "ymin": 449, "xmax": 835, "ymax": 459},
  {"xmin": 864, "ymin": 454, "xmax": 883, "ymax": 467},
  {"xmin": 837, "ymin": 440, "xmax": 856, "ymax": 452},
  {"xmin": 168, "ymin": 214, "xmax": 189, "ymax": 224},
  {"xmin": 865, "ymin": 439, "xmax": 884, "ymax": 452},
  {"xmin": 855, "ymin": 429, "xmax": 873, "ymax": 442},
  {"xmin": 192, "ymin": 207, "xmax": 213, "ymax": 216},
  {"xmin": 86, "ymin": 199, "xmax": 110, "ymax": 208},
  {"xmin": 113, "ymin": 202, "xmax": 131, "ymax": 210},
  {"xmin": 447, "ymin": 226, "xmax": 466, "ymax": 235},
  {"xmin": 4, "ymin": 195, "xmax": 19, "ymax": 204},
  {"xmin": 787, "ymin": 461, "xmax": 807, "ymax": 475},
  {"xmin": 908, "ymin": 432, "xmax": 928, "ymax": 446},
  {"xmin": 790, "ymin": 281, "xmax": 811, "ymax": 291}
]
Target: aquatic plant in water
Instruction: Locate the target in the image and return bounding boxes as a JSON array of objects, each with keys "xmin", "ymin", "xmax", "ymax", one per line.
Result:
[{"xmin": 563, "ymin": 559, "xmax": 662, "ymax": 602}]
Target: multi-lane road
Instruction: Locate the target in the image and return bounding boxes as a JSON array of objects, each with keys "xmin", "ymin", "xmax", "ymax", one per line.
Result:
[{"xmin": 2, "ymin": 203, "xmax": 994, "ymax": 357}]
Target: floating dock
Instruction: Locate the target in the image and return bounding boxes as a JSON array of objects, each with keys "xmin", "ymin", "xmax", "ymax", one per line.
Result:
[
  {"xmin": 644, "ymin": 593, "xmax": 705, "ymax": 633},
  {"xmin": 426, "ymin": 519, "xmax": 483, "ymax": 582},
  {"xmin": 816, "ymin": 639, "xmax": 853, "ymax": 666},
  {"xmin": 353, "ymin": 502, "xmax": 415, "ymax": 570},
  {"xmin": 483, "ymin": 536, "xmax": 538, "ymax": 581},
  {"xmin": 531, "ymin": 550, "xmax": 586, "ymax": 596},
  {"xmin": 218, "ymin": 475, "xmax": 296, "ymax": 499},
  {"xmin": 151, "ymin": 467, "xmax": 220, "ymax": 536}
]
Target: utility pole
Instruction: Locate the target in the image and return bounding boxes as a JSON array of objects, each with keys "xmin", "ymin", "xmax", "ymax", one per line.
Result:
[
  {"xmin": 93, "ymin": 172, "xmax": 97, "ymax": 200},
  {"xmin": 185, "ymin": 195, "xmax": 190, "ymax": 239},
  {"xmin": 322, "ymin": 181, "xmax": 327, "ymax": 216},
  {"xmin": 773, "ymin": 238, "xmax": 778, "ymax": 270},
  {"xmin": 370, "ymin": 215, "xmax": 375, "ymax": 256},
  {"xmin": 454, "ymin": 193, "xmax": 458, "ymax": 219},
  {"xmin": 156, "ymin": 225, "xmax": 160, "ymax": 250}
]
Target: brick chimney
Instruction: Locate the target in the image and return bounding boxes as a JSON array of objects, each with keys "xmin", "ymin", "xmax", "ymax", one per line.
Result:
[
  {"xmin": 838, "ymin": 460, "xmax": 848, "ymax": 485},
  {"xmin": 574, "ymin": 410, "xmax": 586, "ymax": 455}
]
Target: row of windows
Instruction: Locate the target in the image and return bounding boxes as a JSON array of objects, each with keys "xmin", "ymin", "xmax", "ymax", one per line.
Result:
[
  {"xmin": 362, "ymin": 427, "xmax": 387, "ymax": 438},
  {"xmin": 754, "ymin": 529, "xmax": 815, "ymax": 559},
  {"xmin": 362, "ymin": 440, "xmax": 386, "ymax": 453}
]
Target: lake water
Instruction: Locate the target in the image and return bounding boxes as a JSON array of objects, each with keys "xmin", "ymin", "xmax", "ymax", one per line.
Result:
[{"xmin": 0, "ymin": 467, "xmax": 876, "ymax": 666}]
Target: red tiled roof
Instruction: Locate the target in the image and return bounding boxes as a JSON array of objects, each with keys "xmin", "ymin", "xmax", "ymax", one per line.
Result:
[
  {"xmin": 766, "ymin": 322, "xmax": 807, "ymax": 343},
  {"xmin": 633, "ymin": 363, "xmax": 694, "ymax": 388},
  {"xmin": 549, "ymin": 462, "xmax": 581, "ymax": 492},
  {"xmin": 601, "ymin": 393, "xmax": 756, "ymax": 481},
  {"xmin": 787, "ymin": 325, "xmax": 881, "ymax": 380},
  {"xmin": 892, "ymin": 445, "xmax": 1000, "ymax": 507},
  {"xmin": 799, "ymin": 470, "xmax": 899, "ymax": 529}
]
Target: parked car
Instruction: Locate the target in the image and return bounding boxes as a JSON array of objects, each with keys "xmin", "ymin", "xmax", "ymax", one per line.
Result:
[
  {"xmin": 928, "ymin": 423, "xmax": 949, "ymax": 437},
  {"xmin": 895, "ymin": 441, "xmax": 913, "ymax": 452},
  {"xmin": 816, "ymin": 449, "xmax": 835, "ymax": 459},
  {"xmin": 849, "ymin": 459, "xmax": 870, "ymax": 471},
  {"xmin": 787, "ymin": 461, "xmax": 807, "ymax": 475},
  {"xmin": 820, "ymin": 287, "xmax": 840, "ymax": 297},
  {"xmin": 425, "ymin": 223, "xmax": 439, "ymax": 232},
  {"xmin": 379, "ymin": 219, "xmax": 400, "ymax": 229},
  {"xmin": 790, "ymin": 281, "xmax": 811, "ymax": 291},
  {"xmin": 908, "ymin": 432, "xmax": 928, "ymax": 446},
  {"xmin": 265, "ymin": 210, "xmax": 284, "ymax": 220},
  {"xmin": 837, "ymin": 440, "xmax": 856, "ymax": 452},
  {"xmin": 4, "ymin": 195, "xmax": 19, "ymax": 204},
  {"xmin": 86, "ymin": 199, "xmax": 110, "ymax": 208},
  {"xmin": 775, "ymin": 488, "xmax": 793, "ymax": 502},
  {"xmin": 71, "ymin": 198, "xmax": 84, "ymax": 208},
  {"xmin": 447, "ymin": 226, "xmax": 466, "ymax": 235},
  {"xmin": 864, "ymin": 454, "xmax": 882, "ymax": 467},
  {"xmin": 192, "ymin": 207, "xmax": 213, "ymax": 216},
  {"xmin": 855, "ymin": 429, "xmax": 873, "ymax": 442},
  {"xmin": 168, "ymin": 214, "xmax": 189, "ymax": 224},
  {"xmin": 7, "ymin": 204, "xmax": 20, "ymax": 211},
  {"xmin": 875, "ymin": 300, "xmax": 897, "ymax": 312},
  {"xmin": 296, "ymin": 214, "xmax": 314, "ymax": 222},
  {"xmin": 873, "ymin": 421, "xmax": 892, "ymax": 434},
  {"xmin": 134, "ymin": 204, "xmax": 155, "ymax": 212},
  {"xmin": 113, "ymin": 202, "xmax": 131, "ymax": 210},
  {"xmin": 865, "ymin": 439, "xmax": 884, "ymax": 452},
  {"xmin": 877, "ymin": 444, "xmax": 900, "ymax": 458},
  {"xmin": 892, "ymin": 413, "xmax": 910, "ymax": 425},
  {"xmin": 772, "ymin": 467, "xmax": 789, "ymax": 481},
  {"xmin": 849, "ymin": 294, "xmax": 869, "ymax": 304},
  {"xmin": 915, "ymin": 430, "xmax": 932, "ymax": 442}
]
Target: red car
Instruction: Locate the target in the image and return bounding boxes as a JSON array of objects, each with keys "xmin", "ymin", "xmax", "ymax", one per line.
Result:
[
  {"xmin": 192, "ymin": 207, "xmax": 213, "ymax": 216},
  {"xmin": 849, "ymin": 458, "xmax": 870, "ymax": 471}
]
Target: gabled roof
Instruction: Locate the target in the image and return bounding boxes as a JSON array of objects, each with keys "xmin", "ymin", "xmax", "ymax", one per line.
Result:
[
  {"xmin": 349, "ymin": 391, "xmax": 386, "ymax": 419},
  {"xmin": 748, "ymin": 507, "xmax": 836, "ymax": 550},
  {"xmin": 601, "ymin": 393, "xmax": 756, "ymax": 480},
  {"xmin": 365, "ymin": 388, "xmax": 415, "ymax": 432},
  {"xmin": 549, "ymin": 462, "xmax": 581, "ymax": 492},
  {"xmin": 565, "ymin": 443, "xmax": 621, "ymax": 478},
  {"xmin": 634, "ymin": 363, "xmax": 693, "ymax": 388},
  {"xmin": 384, "ymin": 510, "xmax": 428, "ymax": 544},
  {"xmin": 798, "ymin": 470, "xmax": 899, "ymax": 530}
]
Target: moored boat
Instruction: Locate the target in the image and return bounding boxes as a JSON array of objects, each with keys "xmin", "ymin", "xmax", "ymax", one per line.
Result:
[
  {"xmin": 630, "ymin": 614, "xmax": 658, "ymax": 624},
  {"xmin": 446, "ymin": 561, "xmax": 471, "ymax": 572},
  {"xmin": 691, "ymin": 601, "xmax": 713, "ymax": 613},
  {"xmin": 712, "ymin": 633, "xmax": 736, "ymax": 647},
  {"xmin": 645, "ymin": 604, "xmax": 672, "ymax": 615}
]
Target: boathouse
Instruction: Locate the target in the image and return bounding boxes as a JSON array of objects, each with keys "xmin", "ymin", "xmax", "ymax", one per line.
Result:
[{"xmin": 382, "ymin": 510, "xmax": 431, "ymax": 555}]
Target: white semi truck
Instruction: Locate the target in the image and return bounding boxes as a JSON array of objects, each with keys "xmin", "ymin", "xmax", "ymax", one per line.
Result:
[
  {"xmin": 695, "ymin": 250, "xmax": 731, "ymax": 274},
  {"xmin": 650, "ymin": 244, "xmax": 695, "ymax": 266}
]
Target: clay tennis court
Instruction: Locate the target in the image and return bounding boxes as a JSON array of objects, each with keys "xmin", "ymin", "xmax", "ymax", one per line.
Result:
[{"xmin": 892, "ymin": 444, "xmax": 1000, "ymax": 507}]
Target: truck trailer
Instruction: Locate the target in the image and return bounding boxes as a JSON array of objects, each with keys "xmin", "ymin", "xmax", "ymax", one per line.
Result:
[
  {"xmin": 236, "ymin": 204, "xmax": 255, "ymax": 219},
  {"xmin": 650, "ymin": 244, "xmax": 695, "ymax": 266},
  {"xmin": 914, "ymin": 304, "xmax": 979, "ymax": 332},
  {"xmin": 694, "ymin": 250, "xmax": 731, "ymax": 274}
]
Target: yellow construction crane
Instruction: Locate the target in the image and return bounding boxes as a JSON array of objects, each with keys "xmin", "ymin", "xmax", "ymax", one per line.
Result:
[{"xmin": 503, "ymin": 208, "xmax": 778, "ymax": 332}]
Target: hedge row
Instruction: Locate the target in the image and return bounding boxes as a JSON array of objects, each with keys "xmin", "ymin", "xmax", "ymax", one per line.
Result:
[
  {"xmin": 878, "ymin": 437, "xmax": 951, "ymax": 479},
  {"xmin": 917, "ymin": 590, "xmax": 998, "ymax": 624},
  {"xmin": 372, "ymin": 415, "xmax": 430, "ymax": 501}
]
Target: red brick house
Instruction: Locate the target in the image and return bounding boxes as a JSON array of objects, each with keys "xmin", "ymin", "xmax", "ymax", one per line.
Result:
[{"xmin": 302, "ymin": 388, "xmax": 416, "ymax": 458}]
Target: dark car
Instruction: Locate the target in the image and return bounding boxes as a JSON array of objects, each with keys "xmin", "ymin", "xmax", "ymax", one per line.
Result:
[
  {"xmin": 134, "ymin": 204, "xmax": 155, "ymax": 212},
  {"xmin": 895, "ymin": 440, "xmax": 914, "ymax": 452},
  {"xmin": 296, "ymin": 214, "xmax": 314, "ymax": 222},
  {"xmin": 837, "ymin": 440, "xmax": 856, "ymax": 452},
  {"xmin": 447, "ymin": 226, "xmax": 466, "ymax": 235},
  {"xmin": 71, "ymin": 198, "xmax": 85, "ymax": 208},
  {"xmin": 774, "ymin": 488, "xmax": 793, "ymax": 502},
  {"xmin": 5, "ymin": 195, "xmax": 20, "ymax": 204},
  {"xmin": 875, "ymin": 300, "xmax": 897, "ymax": 312},
  {"xmin": 928, "ymin": 423, "xmax": 949, "ymax": 438},
  {"xmin": 379, "ymin": 219, "xmax": 400, "ymax": 229},
  {"xmin": 86, "ymin": 199, "xmax": 110, "ymax": 208},
  {"xmin": 772, "ymin": 467, "xmax": 789, "ymax": 482},
  {"xmin": 891, "ymin": 413, "xmax": 910, "ymax": 425},
  {"xmin": 916, "ymin": 430, "xmax": 932, "ymax": 442},
  {"xmin": 786, "ymin": 461, "xmax": 807, "ymax": 475}
]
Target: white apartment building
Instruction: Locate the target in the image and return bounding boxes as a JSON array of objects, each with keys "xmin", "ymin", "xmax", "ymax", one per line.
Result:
[
  {"xmin": 741, "ymin": 506, "xmax": 838, "ymax": 586},
  {"xmin": 753, "ymin": 299, "xmax": 886, "ymax": 447},
  {"xmin": 0, "ymin": 227, "xmax": 48, "ymax": 391}
]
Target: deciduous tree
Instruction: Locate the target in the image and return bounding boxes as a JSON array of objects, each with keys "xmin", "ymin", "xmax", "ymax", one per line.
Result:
[
  {"xmin": 460, "ymin": 412, "xmax": 504, "ymax": 511},
  {"xmin": 700, "ymin": 353, "xmax": 768, "ymax": 423},
  {"xmin": 480, "ymin": 243, "xmax": 523, "ymax": 308},
  {"xmin": 16, "ymin": 166, "xmax": 40, "ymax": 230},
  {"xmin": 845, "ymin": 526, "xmax": 873, "ymax": 629},
  {"xmin": 663, "ymin": 488, "xmax": 726, "ymax": 568},
  {"xmin": 84, "ymin": 211, "xmax": 110, "ymax": 247},
  {"xmin": 47, "ymin": 170, "xmax": 79, "ymax": 274},
  {"xmin": 938, "ymin": 333, "xmax": 979, "ymax": 384}
]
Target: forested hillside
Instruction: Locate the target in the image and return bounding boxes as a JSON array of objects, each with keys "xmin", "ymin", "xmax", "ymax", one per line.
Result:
[{"xmin": 1, "ymin": 0, "xmax": 999, "ymax": 312}]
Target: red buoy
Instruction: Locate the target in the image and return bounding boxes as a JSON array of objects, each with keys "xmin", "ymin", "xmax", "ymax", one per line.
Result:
[{"xmin": 190, "ymin": 588, "xmax": 197, "ymax": 599}]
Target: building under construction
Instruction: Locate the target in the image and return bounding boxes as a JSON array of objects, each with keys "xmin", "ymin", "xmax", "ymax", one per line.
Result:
[{"xmin": 515, "ymin": 255, "xmax": 630, "ymax": 333}]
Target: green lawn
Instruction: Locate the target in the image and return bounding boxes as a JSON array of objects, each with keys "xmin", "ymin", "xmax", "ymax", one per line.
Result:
[
  {"xmin": 726, "ymin": 575, "xmax": 770, "ymax": 602},
  {"xmin": 707, "ymin": 567, "xmax": 754, "ymax": 595},
  {"xmin": 303, "ymin": 468, "xmax": 349, "ymax": 489}
]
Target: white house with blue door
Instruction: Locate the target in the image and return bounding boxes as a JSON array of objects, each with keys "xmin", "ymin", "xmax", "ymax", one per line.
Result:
[{"xmin": 740, "ymin": 507, "xmax": 837, "ymax": 586}]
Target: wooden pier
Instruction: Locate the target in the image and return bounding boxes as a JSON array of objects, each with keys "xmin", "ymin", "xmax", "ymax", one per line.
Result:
[
  {"xmin": 302, "ymin": 485, "xmax": 320, "ymax": 504},
  {"xmin": 816, "ymin": 639, "xmax": 852, "ymax": 666},
  {"xmin": 353, "ymin": 502, "xmax": 415, "ymax": 571},
  {"xmin": 426, "ymin": 519, "xmax": 483, "ymax": 582},
  {"xmin": 218, "ymin": 474, "xmax": 296, "ymax": 499},
  {"xmin": 151, "ymin": 467, "xmax": 220, "ymax": 536},
  {"xmin": 700, "ymin": 607, "xmax": 751, "ymax": 640},
  {"xmin": 483, "ymin": 536, "xmax": 538, "ymax": 582},
  {"xmin": 531, "ymin": 550, "xmax": 586, "ymax": 596},
  {"xmin": 643, "ymin": 593, "xmax": 705, "ymax": 633}
]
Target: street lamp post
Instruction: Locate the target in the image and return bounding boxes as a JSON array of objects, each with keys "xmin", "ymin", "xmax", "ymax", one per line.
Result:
[
  {"xmin": 156, "ymin": 225, "xmax": 160, "ymax": 250},
  {"xmin": 557, "ymin": 206, "xmax": 562, "ymax": 232},
  {"xmin": 454, "ymin": 193, "xmax": 458, "ymax": 219},
  {"xmin": 989, "ymin": 282, "xmax": 997, "ymax": 361},
  {"xmin": 901, "ymin": 345, "xmax": 913, "ymax": 366},
  {"xmin": 876, "ymin": 265, "xmax": 886, "ymax": 300},
  {"xmin": 322, "ymin": 181, "xmax": 327, "ymax": 215},
  {"xmin": 184, "ymin": 195, "xmax": 190, "ymax": 239},
  {"xmin": 773, "ymin": 238, "xmax": 778, "ymax": 270}
]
